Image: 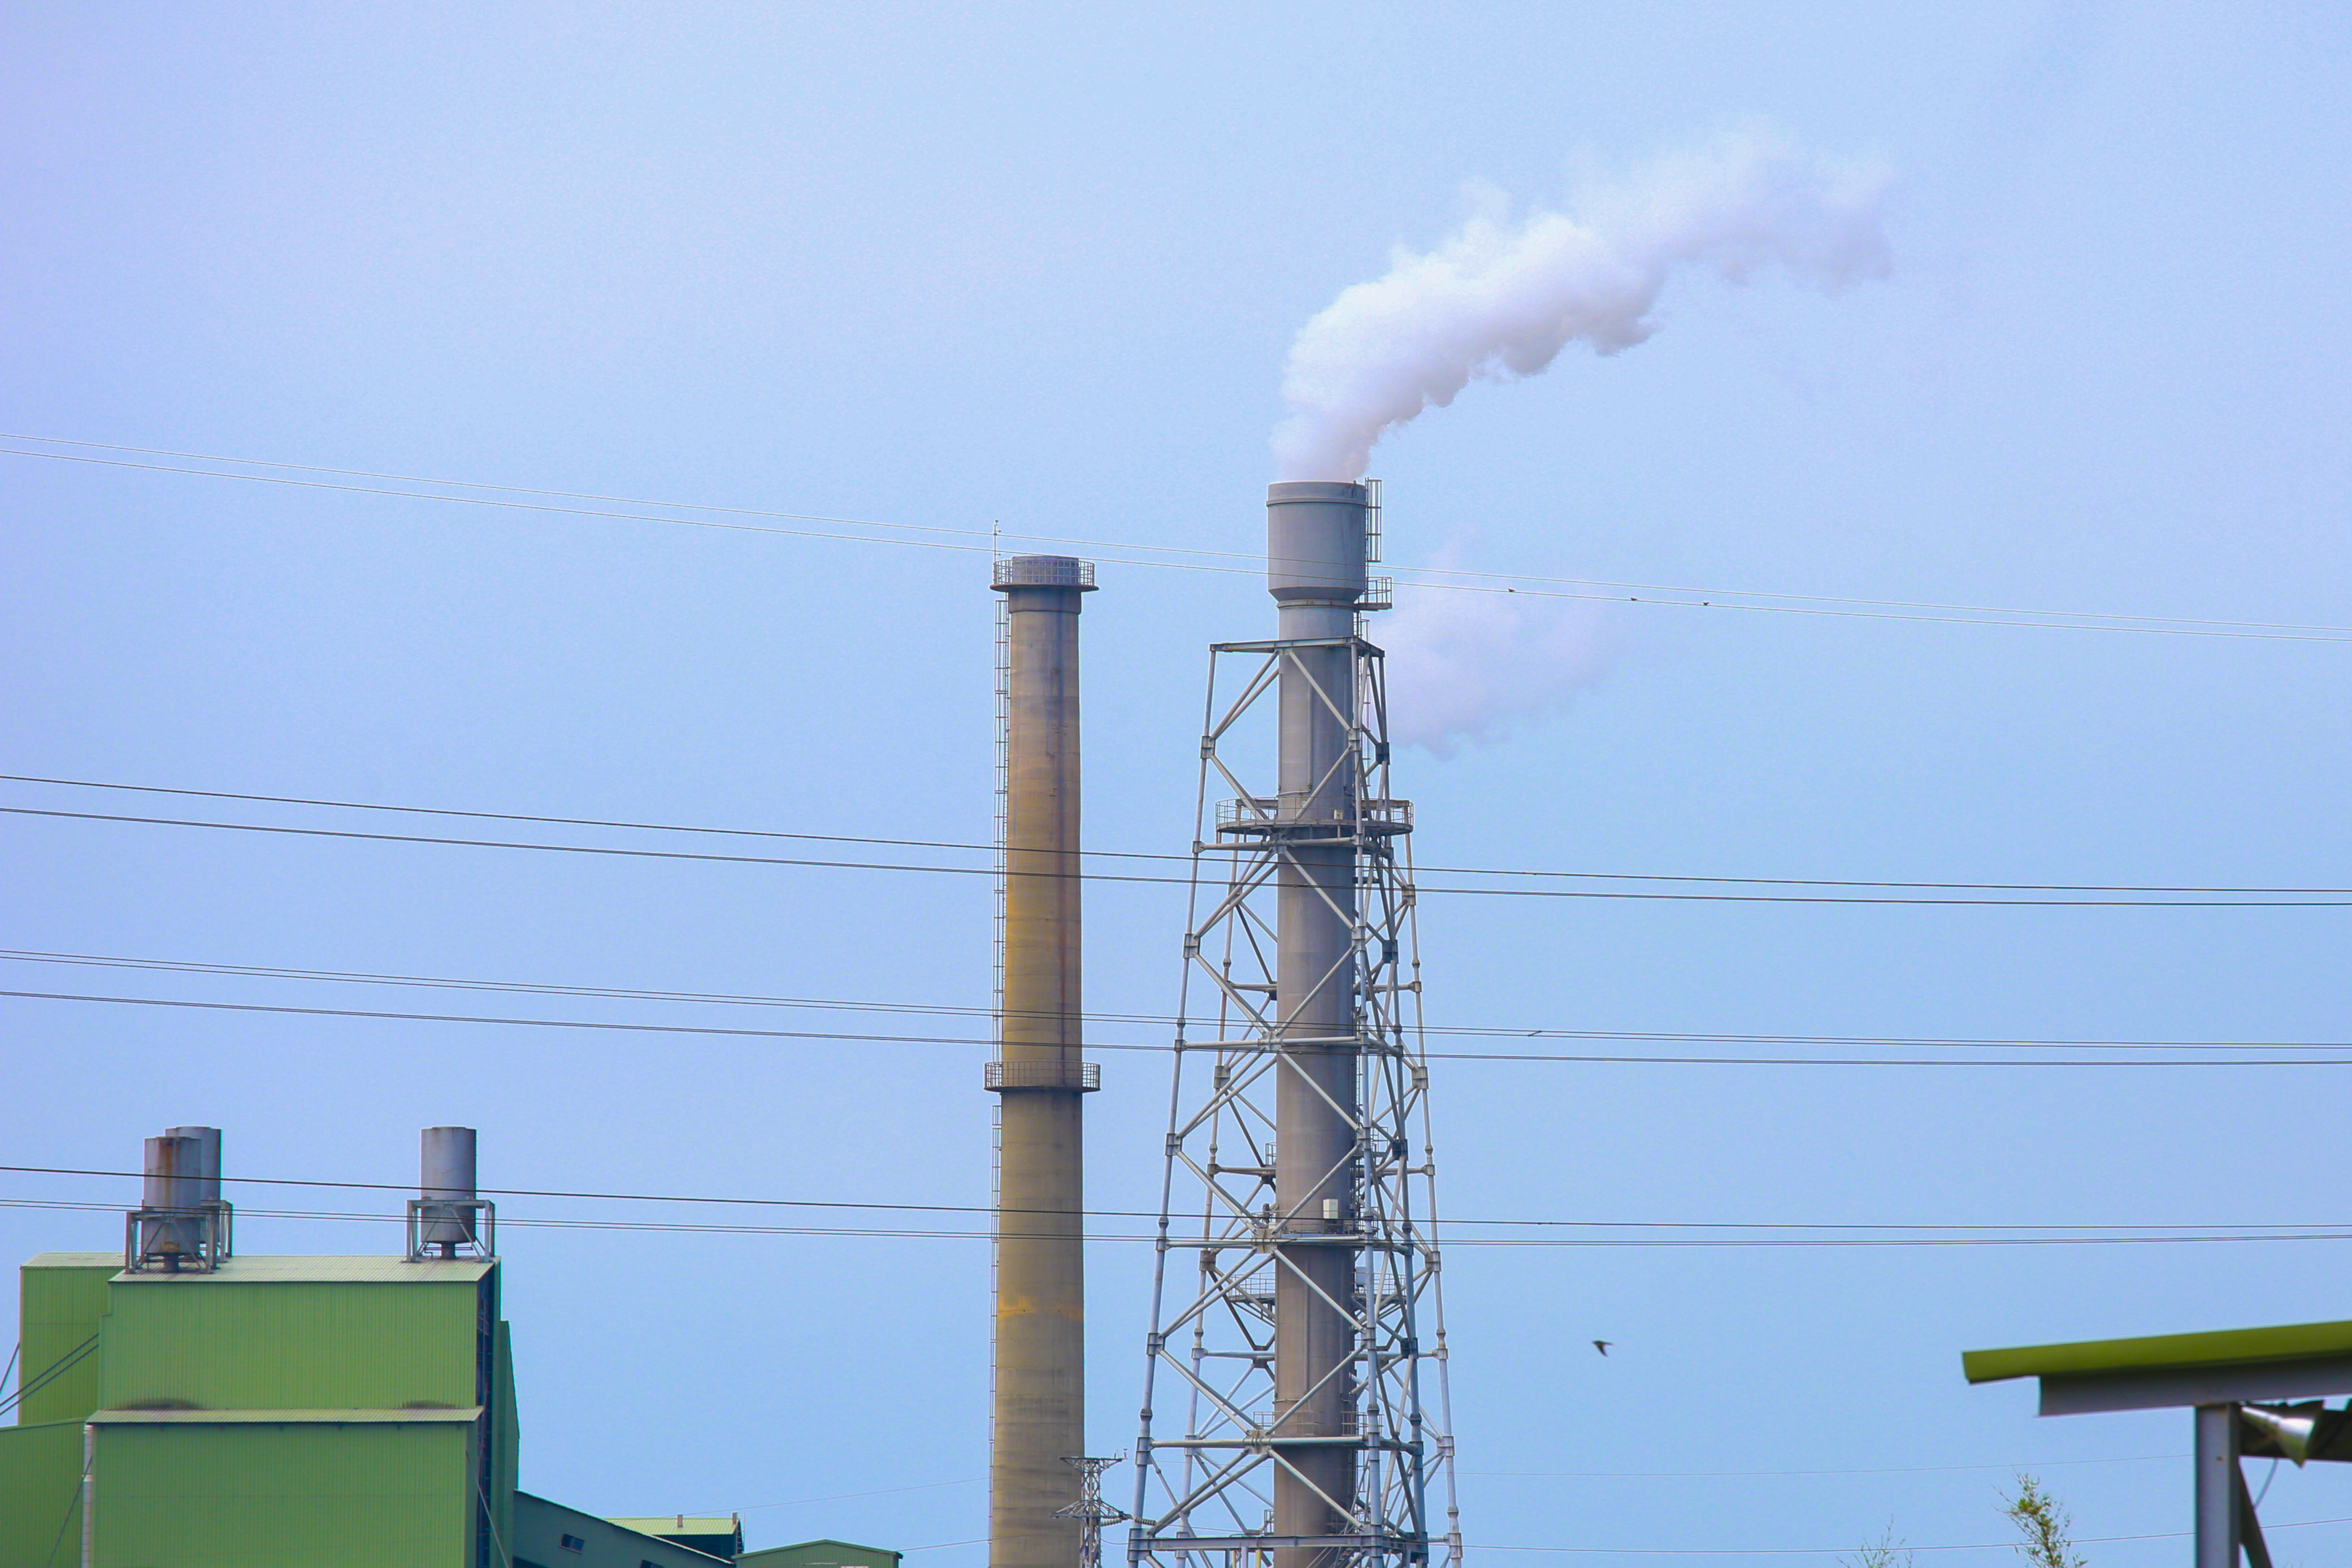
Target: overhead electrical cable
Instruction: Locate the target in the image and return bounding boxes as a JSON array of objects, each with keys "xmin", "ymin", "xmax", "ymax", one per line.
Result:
[
  {"xmin": 0, "ymin": 445, "xmax": 999, "ymax": 556},
  {"xmin": 11, "ymin": 773, "xmax": 2352, "ymax": 895},
  {"xmin": 6, "ymin": 436, "xmax": 2349, "ymax": 642},
  {"xmin": 10, "ymin": 803, "xmax": 2351, "ymax": 907},
  {"xmin": 3, "ymin": 432, "xmax": 2325, "ymax": 631},
  {"xmin": 3, "ymin": 1195, "xmax": 2349, "ymax": 1251},
  {"xmin": 725, "ymin": 1478, "xmax": 985, "ymax": 1515},
  {"xmin": 698, "ymin": 1455, "xmax": 2182, "ymax": 1521},
  {"xmin": 12, "ymin": 1160, "xmax": 2348, "ymax": 1234},
  {"xmin": 10, "ymin": 987, "xmax": 2352, "ymax": 1066},
  {"xmin": 8, "ymin": 946, "xmax": 2346, "ymax": 1053},
  {"xmin": 1470, "ymin": 1514, "xmax": 2352, "ymax": 1557},
  {"xmin": 12, "ymin": 430, "xmax": 2352, "ymax": 636},
  {"xmin": 0, "ymin": 1333, "xmax": 97, "ymax": 1420},
  {"xmin": 1468, "ymin": 1455, "xmax": 2177, "ymax": 1479},
  {"xmin": 659, "ymin": 1516, "xmax": 2352, "ymax": 1561},
  {"xmin": 0, "ymin": 772, "xmax": 1194, "ymax": 862}
]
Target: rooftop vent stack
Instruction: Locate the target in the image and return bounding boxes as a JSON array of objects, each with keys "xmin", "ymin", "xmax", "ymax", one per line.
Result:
[
  {"xmin": 988, "ymin": 552, "xmax": 1100, "ymax": 1568},
  {"xmin": 411, "ymin": 1126, "xmax": 491, "ymax": 1260},
  {"xmin": 164, "ymin": 1125, "xmax": 222, "ymax": 1208},
  {"xmin": 130, "ymin": 1131, "xmax": 228, "ymax": 1271},
  {"xmin": 139, "ymin": 1134, "xmax": 199, "ymax": 1225}
]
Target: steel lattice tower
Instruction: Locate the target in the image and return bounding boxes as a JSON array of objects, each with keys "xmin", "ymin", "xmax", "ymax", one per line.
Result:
[{"xmin": 1129, "ymin": 481, "xmax": 1461, "ymax": 1568}]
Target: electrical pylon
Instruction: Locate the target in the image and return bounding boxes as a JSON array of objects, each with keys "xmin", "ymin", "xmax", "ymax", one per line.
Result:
[
  {"xmin": 1058, "ymin": 1454, "xmax": 1134, "ymax": 1568},
  {"xmin": 1128, "ymin": 482, "xmax": 1461, "ymax": 1568}
]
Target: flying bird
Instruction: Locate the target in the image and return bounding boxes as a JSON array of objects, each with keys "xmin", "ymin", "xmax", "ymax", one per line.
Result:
[{"xmin": 1593, "ymin": 1341, "xmax": 1611, "ymax": 1356}]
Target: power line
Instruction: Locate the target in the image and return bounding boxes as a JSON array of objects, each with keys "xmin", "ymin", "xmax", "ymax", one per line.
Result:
[
  {"xmin": 0, "ymin": 433, "xmax": 1182, "ymax": 556},
  {"xmin": 13, "ymin": 773, "xmax": 2352, "ymax": 897},
  {"xmin": 4, "ymin": 1196, "xmax": 2348, "ymax": 1252},
  {"xmin": 12, "ymin": 802, "xmax": 2352, "ymax": 907},
  {"xmin": 12, "ymin": 945, "xmax": 2349, "ymax": 1053},
  {"xmin": 8, "ymin": 433, "xmax": 2351, "ymax": 642},
  {"xmin": 0, "ymin": 772, "xmax": 1191, "ymax": 863},
  {"xmin": 0, "ymin": 1220, "xmax": 2299, "ymax": 1557},
  {"xmin": 627, "ymin": 1456, "xmax": 2210, "ymax": 1541},
  {"xmin": 1472, "ymin": 1514, "xmax": 2352, "ymax": 1557},
  {"xmin": 12, "ymin": 985, "xmax": 2352, "ymax": 1066},
  {"xmin": 726, "ymin": 1478, "xmax": 985, "ymax": 1515},
  {"xmin": 0, "ymin": 445, "xmax": 999, "ymax": 556},
  {"xmin": 0, "ymin": 986, "xmax": 1040, "ymax": 1050},
  {"xmin": 629, "ymin": 1514, "xmax": 2352, "ymax": 1560},
  {"xmin": 0, "ymin": 1334, "xmax": 97, "ymax": 1420},
  {"xmin": 1467, "ymin": 1455, "xmax": 2177, "ymax": 1479},
  {"xmin": 6, "ymin": 1163, "xmax": 2348, "ymax": 1238},
  {"xmin": 711, "ymin": 1454, "xmax": 2176, "ymax": 1518}
]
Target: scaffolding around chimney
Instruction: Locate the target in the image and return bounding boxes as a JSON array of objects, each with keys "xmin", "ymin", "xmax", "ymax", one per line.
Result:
[{"xmin": 1127, "ymin": 483, "xmax": 1460, "ymax": 1568}]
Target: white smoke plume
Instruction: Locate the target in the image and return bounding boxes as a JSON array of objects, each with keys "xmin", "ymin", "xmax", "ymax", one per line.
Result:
[
  {"xmin": 1272, "ymin": 131, "xmax": 1894, "ymax": 481},
  {"xmin": 1377, "ymin": 568, "xmax": 1610, "ymax": 756}
]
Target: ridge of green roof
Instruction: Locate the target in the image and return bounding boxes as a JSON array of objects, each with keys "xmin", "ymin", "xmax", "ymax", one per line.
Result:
[
  {"xmin": 1963, "ymin": 1319, "xmax": 2352, "ymax": 1384},
  {"xmin": 765, "ymin": 1540, "xmax": 901, "ymax": 1554},
  {"xmin": 89, "ymin": 1406, "xmax": 484, "ymax": 1423},
  {"xmin": 107, "ymin": 1254, "xmax": 493, "ymax": 1284}
]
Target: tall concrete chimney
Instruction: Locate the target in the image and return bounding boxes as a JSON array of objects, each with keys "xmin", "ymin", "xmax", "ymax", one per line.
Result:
[{"xmin": 987, "ymin": 554, "xmax": 1099, "ymax": 1568}]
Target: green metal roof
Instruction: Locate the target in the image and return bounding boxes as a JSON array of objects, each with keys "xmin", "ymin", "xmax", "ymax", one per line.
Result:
[
  {"xmin": 610, "ymin": 1517, "xmax": 739, "ymax": 1533},
  {"xmin": 739, "ymin": 1539, "xmax": 904, "ymax": 1565},
  {"xmin": 774, "ymin": 1541, "xmax": 897, "ymax": 1551},
  {"xmin": 89, "ymin": 1405, "xmax": 483, "ymax": 1423},
  {"xmin": 109, "ymin": 1254, "xmax": 494, "ymax": 1284},
  {"xmin": 25, "ymin": 1252, "xmax": 123, "ymax": 1269},
  {"xmin": 1964, "ymin": 1319, "xmax": 2352, "ymax": 1384}
]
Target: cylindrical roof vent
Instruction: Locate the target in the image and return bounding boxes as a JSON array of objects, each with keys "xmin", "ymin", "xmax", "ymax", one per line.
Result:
[
  {"xmin": 417, "ymin": 1127, "xmax": 480, "ymax": 1257},
  {"xmin": 142, "ymin": 1134, "xmax": 201, "ymax": 1213},
  {"xmin": 133, "ymin": 1132, "xmax": 223, "ymax": 1270},
  {"xmin": 165, "ymin": 1125, "xmax": 222, "ymax": 1208}
]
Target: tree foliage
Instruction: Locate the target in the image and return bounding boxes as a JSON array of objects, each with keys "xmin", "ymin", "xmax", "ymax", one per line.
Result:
[
  {"xmin": 2002, "ymin": 1474, "xmax": 2086, "ymax": 1568},
  {"xmin": 1840, "ymin": 1523, "xmax": 1914, "ymax": 1568}
]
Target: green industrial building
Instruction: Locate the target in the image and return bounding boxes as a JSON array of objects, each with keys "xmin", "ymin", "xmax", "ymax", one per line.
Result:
[{"xmin": 0, "ymin": 1128, "xmax": 899, "ymax": 1568}]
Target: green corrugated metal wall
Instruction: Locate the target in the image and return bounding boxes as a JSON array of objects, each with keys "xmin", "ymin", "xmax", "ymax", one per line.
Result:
[
  {"xmin": 93, "ymin": 1421, "xmax": 471, "ymax": 1567},
  {"xmin": 4, "ymin": 1257, "xmax": 529, "ymax": 1564},
  {"xmin": 494, "ymin": 1318, "xmax": 519, "ymax": 1557},
  {"xmin": 100, "ymin": 1278, "xmax": 480, "ymax": 1410},
  {"xmin": 18, "ymin": 1258, "xmax": 115, "ymax": 1424},
  {"xmin": 0, "ymin": 1419, "xmax": 85, "ymax": 1567}
]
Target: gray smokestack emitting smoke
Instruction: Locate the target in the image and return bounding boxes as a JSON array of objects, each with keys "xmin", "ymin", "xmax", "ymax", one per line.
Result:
[{"xmin": 1271, "ymin": 131, "xmax": 1894, "ymax": 482}]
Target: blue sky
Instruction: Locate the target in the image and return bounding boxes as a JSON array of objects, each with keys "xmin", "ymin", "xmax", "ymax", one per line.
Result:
[{"xmin": 5, "ymin": 4, "xmax": 2351, "ymax": 1563}]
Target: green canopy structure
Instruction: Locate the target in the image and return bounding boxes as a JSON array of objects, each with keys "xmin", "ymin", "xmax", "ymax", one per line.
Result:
[{"xmin": 1965, "ymin": 1319, "xmax": 2352, "ymax": 1568}]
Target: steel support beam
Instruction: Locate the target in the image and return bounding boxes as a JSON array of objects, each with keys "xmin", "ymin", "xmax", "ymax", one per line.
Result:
[{"xmin": 2195, "ymin": 1403, "xmax": 2238, "ymax": 1568}]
